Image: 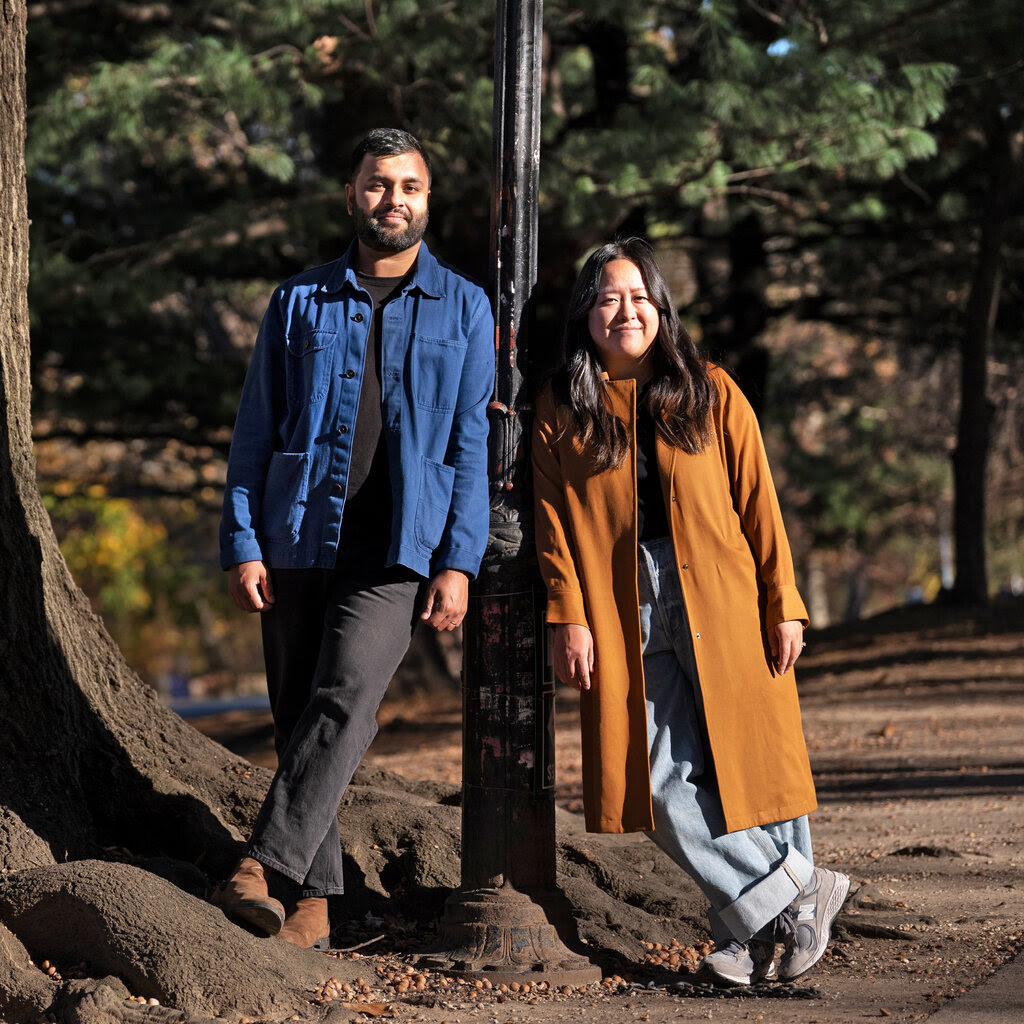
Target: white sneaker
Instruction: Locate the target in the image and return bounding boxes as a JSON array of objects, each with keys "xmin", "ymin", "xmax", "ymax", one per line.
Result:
[
  {"xmin": 777, "ymin": 867, "xmax": 851, "ymax": 979},
  {"xmin": 698, "ymin": 937, "xmax": 776, "ymax": 986}
]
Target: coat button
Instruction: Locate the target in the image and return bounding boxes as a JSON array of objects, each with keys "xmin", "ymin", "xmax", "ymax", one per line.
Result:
[
  {"xmin": 339, "ymin": 424, "xmax": 349, "ymax": 434},
  {"xmin": 344, "ymin": 369, "xmax": 355, "ymax": 378},
  {"xmin": 695, "ymin": 632, "xmax": 701, "ymax": 639},
  {"xmin": 352, "ymin": 312, "xmax": 364, "ymax": 323},
  {"xmin": 331, "ymin": 483, "xmax": 343, "ymax": 495},
  {"xmin": 682, "ymin": 563, "xmax": 689, "ymax": 570}
]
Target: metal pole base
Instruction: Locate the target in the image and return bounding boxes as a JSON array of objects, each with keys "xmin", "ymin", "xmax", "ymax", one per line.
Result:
[{"xmin": 419, "ymin": 885, "xmax": 603, "ymax": 986}]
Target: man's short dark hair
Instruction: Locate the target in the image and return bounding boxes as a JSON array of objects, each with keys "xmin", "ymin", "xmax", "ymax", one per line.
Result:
[{"xmin": 349, "ymin": 128, "xmax": 432, "ymax": 185}]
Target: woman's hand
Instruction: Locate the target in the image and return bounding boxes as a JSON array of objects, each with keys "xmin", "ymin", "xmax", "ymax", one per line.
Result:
[
  {"xmin": 769, "ymin": 619, "xmax": 805, "ymax": 675},
  {"xmin": 553, "ymin": 623, "xmax": 595, "ymax": 690}
]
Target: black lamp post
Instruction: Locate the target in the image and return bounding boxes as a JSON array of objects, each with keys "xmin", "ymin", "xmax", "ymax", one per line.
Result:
[{"xmin": 421, "ymin": 0, "xmax": 601, "ymax": 986}]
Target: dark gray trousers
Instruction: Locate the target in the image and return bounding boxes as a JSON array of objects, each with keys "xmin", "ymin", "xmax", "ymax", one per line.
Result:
[{"xmin": 247, "ymin": 553, "xmax": 423, "ymax": 896}]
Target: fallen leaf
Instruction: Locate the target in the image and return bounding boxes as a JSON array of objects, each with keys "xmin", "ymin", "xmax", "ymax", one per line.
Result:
[{"xmin": 342, "ymin": 1004, "xmax": 395, "ymax": 1018}]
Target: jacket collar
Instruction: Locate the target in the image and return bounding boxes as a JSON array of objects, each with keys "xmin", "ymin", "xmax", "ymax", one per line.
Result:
[
  {"xmin": 601, "ymin": 373, "xmax": 641, "ymax": 398},
  {"xmin": 321, "ymin": 239, "xmax": 445, "ymax": 299}
]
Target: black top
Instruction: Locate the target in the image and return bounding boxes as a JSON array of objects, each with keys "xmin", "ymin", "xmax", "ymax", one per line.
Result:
[
  {"xmin": 337, "ymin": 271, "xmax": 408, "ymax": 562},
  {"xmin": 636, "ymin": 389, "xmax": 670, "ymax": 542}
]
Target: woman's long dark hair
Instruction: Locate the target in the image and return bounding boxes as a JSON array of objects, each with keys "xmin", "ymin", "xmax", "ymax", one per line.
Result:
[{"xmin": 553, "ymin": 237, "xmax": 716, "ymax": 471}]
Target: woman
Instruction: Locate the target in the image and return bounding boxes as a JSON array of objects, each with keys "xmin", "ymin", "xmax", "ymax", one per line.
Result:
[{"xmin": 532, "ymin": 238, "xmax": 849, "ymax": 986}]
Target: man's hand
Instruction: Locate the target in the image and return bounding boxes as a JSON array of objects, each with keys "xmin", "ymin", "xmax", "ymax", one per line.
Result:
[
  {"xmin": 553, "ymin": 623, "xmax": 595, "ymax": 691},
  {"xmin": 228, "ymin": 560, "xmax": 275, "ymax": 613},
  {"xmin": 420, "ymin": 569, "xmax": 469, "ymax": 631},
  {"xmin": 769, "ymin": 619, "xmax": 804, "ymax": 675}
]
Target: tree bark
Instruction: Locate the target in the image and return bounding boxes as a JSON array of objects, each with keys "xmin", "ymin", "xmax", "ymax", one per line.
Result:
[
  {"xmin": 0, "ymin": 0, "xmax": 254, "ymax": 880},
  {"xmin": 950, "ymin": 114, "xmax": 1010, "ymax": 606}
]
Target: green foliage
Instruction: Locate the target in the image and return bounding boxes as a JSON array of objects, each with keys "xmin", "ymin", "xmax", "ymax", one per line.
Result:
[
  {"xmin": 25, "ymin": 0, "xmax": 1023, "ymax": 634},
  {"xmin": 27, "ymin": 0, "xmax": 965, "ymax": 439}
]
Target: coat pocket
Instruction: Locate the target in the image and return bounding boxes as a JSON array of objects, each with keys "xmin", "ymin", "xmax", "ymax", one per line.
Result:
[
  {"xmin": 260, "ymin": 451, "xmax": 310, "ymax": 540},
  {"xmin": 415, "ymin": 457, "xmax": 456, "ymax": 549},
  {"xmin": 410, "ymin": 333, "xmax": 467, "ymax": 413},
  {"xmin": 286, "ymin": 329, "xmax": 336, "ymax": 404}
]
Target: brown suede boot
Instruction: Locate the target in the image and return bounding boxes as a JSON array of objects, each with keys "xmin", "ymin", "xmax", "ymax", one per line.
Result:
[
  {"xmin": 277, "ymin": 896, "xmax": 330, "ymax": 950},
  {"xmin": 212, "ymin": 857, "xmax": 286, "ymax": 935}
]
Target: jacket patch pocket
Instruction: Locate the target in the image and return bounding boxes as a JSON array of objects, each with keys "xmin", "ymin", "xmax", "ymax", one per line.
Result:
[
  {"xmin": 415, "ymin": 457, "xmax": 456, "ymax": 549},
  {"xmin": 260, "ymin": 451, "xmax": 310, "ymax": 540},
  {"xmin": 286, "ymin": 329, "xmax": 336, "ymax": 404},
  {"xmin": 410, "ymin": 334, "xmax": 467, "ymax": 412}
]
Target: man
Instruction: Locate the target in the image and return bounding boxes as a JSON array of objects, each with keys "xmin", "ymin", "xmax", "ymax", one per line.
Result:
[{"xmin": 216, "ymin": 128, "xmax": 494, "ymax": 948}]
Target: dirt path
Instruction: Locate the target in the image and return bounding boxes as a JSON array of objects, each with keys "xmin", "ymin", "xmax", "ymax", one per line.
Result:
[{"xmin": 197, "ymin": 604, "xmax": 1024, "ymax": 1023}]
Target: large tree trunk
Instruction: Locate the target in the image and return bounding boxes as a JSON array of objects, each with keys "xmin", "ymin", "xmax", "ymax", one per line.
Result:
[
  {"xmin": 950, "ymin": 115, "xmax": 1010, "ymax": 606},
  {"xmin": 1, "ymin": 3, "xmax": 256, "ymax": 877}
]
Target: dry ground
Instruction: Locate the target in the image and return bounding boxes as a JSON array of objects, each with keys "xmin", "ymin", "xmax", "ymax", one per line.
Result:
[{"xmin": 196, "ymin": 603, "xmax": 1024, "ymax": 1024}]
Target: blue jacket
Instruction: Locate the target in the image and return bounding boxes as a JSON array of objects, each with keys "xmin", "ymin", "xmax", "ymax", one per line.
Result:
[{"xmin": 220, "ymin": 241, "xmax": 494, "ymax": 578}]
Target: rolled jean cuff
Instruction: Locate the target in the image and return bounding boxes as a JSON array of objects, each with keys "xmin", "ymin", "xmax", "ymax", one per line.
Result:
[
  {"xmin": 246, "ymin": 844, "xmax": 346, "ymax": 898},
  {"xmin": 716, "ymin": 846, "xmax": 815, "ymax": 942}
]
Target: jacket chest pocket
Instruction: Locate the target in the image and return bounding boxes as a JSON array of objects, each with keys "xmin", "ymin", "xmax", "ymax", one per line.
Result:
[
  {"xmin": 286, "ymin": 330, "xmax": 336, "ymax": 404},
  {"xmin": 410, "ymin": 334, "xmax": 467, "ymax": 413}
]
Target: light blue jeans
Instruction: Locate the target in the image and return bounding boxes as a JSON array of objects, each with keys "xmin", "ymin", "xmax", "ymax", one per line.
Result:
[{"xmin": 639, "ymin": 537, "xmax": 815, "ymax": 943}]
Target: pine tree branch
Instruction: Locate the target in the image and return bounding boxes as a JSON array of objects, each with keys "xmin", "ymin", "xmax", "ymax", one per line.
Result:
[
  {"xmin": 724, "ymin": 183, "xmax": 811, "ymax": 213},
  {"xmin": 727, "ymin": 158, "xmax": 813, "ymax": 182},
  {"xmin": 793, "ymin": 0, "xmax": 830, "ymax": 47},
  {"xmin": 833, "ymin": 0, "xmax": 963, "ymax": 52}
]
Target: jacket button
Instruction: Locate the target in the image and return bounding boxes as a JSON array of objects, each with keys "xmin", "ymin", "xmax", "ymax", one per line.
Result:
[
  {"xmin": 331, "ymin": 483, "xmax": 343, "ymax": 495},
  {"xmin": 682, "ymin": 563, "xmax": 689, "ymax": 570},
  {"xmin": 695, "ymin": 633, "xmax": 701, "ymax": 639},
  {"xmin": 344, "ymin": 369, "xmax": 355, "ymax": 378},
  {"xmin": 352, "ymin": 312, "xmax": 364, "ymax": 323},
  {"xmin": 339, "ymin": 424, "xmax": 349, "ymax": 434}
]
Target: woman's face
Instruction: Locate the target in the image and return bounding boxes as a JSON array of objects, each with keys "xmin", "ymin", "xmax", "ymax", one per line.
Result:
[{"xmin": 586, "ymin": 258, "xmax": 659, "ymax": 379}]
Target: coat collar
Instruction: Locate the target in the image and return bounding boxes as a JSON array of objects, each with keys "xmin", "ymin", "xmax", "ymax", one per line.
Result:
[
  {"xmin": 600, "ymin": 372, "xmax": 639, "ymax": 420},
  {"xmin": 320, "ymin": 239, "xmax": 446, "ymax": 299}
]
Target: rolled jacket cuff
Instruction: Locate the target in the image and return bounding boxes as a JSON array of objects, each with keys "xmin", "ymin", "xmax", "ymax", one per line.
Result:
[
  {"xmin": 220, "ymin": 538, "xmax": 264, "ymax": 570},
  {"xmin": 766, "ymin": 584, "xmax": 809, "ymax": 628},
  {"xmin": 431, "ymin": 544, "xmax": 483, "ymax": 580},
  {"xmin": 544, "ymin": 586, "xmax": 589, "ymax": 628}
]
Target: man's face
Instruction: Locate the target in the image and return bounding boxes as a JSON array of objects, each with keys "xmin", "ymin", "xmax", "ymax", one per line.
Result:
[{"xmin": 345, "ymin": 151, "xmax": 431, "ymax": 255}]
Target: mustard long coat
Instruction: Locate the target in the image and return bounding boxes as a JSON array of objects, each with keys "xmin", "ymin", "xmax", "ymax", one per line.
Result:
[{"xmin": 532, "ymin": 366, "xmax": 817, "ymax": 835}]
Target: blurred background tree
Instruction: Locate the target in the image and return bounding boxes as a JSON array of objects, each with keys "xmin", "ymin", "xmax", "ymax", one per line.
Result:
[{"xmin": 26, "ymin": 1, "xmax": 1023, "ymax": 688}]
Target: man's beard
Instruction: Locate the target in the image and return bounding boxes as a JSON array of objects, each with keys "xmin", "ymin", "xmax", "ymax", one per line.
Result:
[{"xmin": 352, "ymin": 205, "xmax": 428, "ymax": 253}]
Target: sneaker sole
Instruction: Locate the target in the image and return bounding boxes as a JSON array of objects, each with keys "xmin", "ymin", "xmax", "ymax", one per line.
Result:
[
  {"xmin": 779, "ymin": 872, "xmax": 851, "ymax": 980},
  {"xmin": 698, "ymin": 957, "xmax": 777, "ymax": 987}
]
